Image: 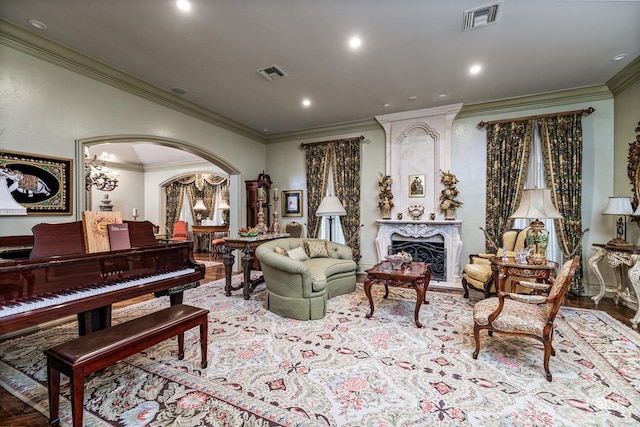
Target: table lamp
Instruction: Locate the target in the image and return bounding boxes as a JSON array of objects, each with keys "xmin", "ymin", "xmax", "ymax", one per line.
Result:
[
  {"xmin": 510, "ymin": 188, "xmax": 563, "ymax": 265},
  {"xmin": 217, "ymin": 199, "xmax": 230, "ymax": 226},
  {"xmin": 602, "ymin": 196, "xmax": 634, "ymax": 248},
  {"xmin": 315, "ymin": 195, "xmax": 346, "ymax": 241},
  {"xmin": 193, "ymin": 199, "xmax": 207, "ymax": 224}
]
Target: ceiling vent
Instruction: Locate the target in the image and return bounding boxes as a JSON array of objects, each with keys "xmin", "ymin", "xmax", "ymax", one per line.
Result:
[
  {"xmin": 257, "ymin": 64, "xmax": 288, "ymax": 81},
  {"xmin": 463, "ymin": 2, "xmax": 501, "ymax": 31}
]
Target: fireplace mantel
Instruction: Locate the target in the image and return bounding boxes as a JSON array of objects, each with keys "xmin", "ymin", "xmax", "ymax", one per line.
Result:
[{"xmin": 375, "ymin": 219, "xmax": 462, "ymax": 286}]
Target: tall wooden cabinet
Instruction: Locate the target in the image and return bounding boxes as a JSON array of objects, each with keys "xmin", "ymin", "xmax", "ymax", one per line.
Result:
[{"xmin": 245, "ymin": 172, "xmax": 272, "ymax": 228}]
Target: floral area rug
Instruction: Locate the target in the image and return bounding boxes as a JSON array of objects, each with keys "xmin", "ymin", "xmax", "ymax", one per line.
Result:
[{"xmin": 1, "ymin": 274, "xmax": 640, "ymax": 426}]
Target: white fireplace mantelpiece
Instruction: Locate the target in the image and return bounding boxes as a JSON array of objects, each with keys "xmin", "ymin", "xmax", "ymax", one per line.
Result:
[
  {"xmin": 375, "ymin": 219, "xmax": 462, "ymax": 284},
  {"xmin": 375, "ymin": 104, "xmax": 463, "ymax": 220}
]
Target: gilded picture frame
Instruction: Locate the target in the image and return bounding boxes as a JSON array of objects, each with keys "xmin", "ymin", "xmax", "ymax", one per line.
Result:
[
  {"xmin": 0, "ymin": 150, "xmax": 73, "ymax": 215},
  {"xmin": 282, "ymin": 190, "xmax": 303, "ymax": 217},
  {"xmin": 409, "ymin": 174, "xmax": 425, "ymax": 197},
  {"xmin": 627, "ymin": 121, "xmax": 640, "ymax": 224}
]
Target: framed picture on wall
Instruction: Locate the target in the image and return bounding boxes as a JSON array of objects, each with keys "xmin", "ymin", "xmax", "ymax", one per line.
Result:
[
  {"xmin": 409, "ymin": 174, "xmax": 425, "ymax": 197},
  {"xmin": 1, "ymin": 150, "xmax": 73, "ymax": 214},
  {"xmin": 282, "ymin": 190, "xmax": 303, "ymax": 217}
]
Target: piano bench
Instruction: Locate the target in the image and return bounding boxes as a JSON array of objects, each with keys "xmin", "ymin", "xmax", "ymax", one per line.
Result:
[{"xmin": 44, "ymin": 304, "xmax": 209, "ymax": 427}]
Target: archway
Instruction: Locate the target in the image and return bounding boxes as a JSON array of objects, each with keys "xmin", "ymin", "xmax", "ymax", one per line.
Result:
[{"xmin": 75, "ymin": 135, "xmax": 241, "ymax": 234}]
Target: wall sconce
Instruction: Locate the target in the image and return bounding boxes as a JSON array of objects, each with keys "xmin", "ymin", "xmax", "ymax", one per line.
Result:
[{"xmin": 85, "ymin": 154, "xmax": 119, "ymax": 192}]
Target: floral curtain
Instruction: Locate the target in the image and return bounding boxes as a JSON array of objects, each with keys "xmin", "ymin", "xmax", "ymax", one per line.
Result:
[
  {"xmin": 304, "ymin": 136, "xmax": 363, "ymax": 262},
  {"xmin": 165, "ymin": 174, "xmax": 227, "ymax": 249},
  {"xmin": 484, "ymin": 121, "xmax": 532, "ymax": 250},
  {"xmin": 332, "ymin": 138, "xmax": 362, "ymax": 262},
  {"xmin": 304, "ymin": 144, "xmax": 330, "ymax": 238},
  {"xmin": 539, "ymin": 114, "xmax": 585, "ymax": 293}
]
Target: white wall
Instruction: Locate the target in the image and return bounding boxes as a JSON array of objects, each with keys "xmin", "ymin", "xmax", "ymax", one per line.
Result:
[{"xmin": 0, "ymin": 44, "xmax": 265, "ymax": 236}]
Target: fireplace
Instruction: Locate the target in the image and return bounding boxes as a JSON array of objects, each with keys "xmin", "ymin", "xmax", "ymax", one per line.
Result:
[
  {"xmin": 390, "ymin": 238, "xmax": 446, "ymax": 281},
  {"xmin": 376, "ymin": 220, "xmax": 462, "ymax": 287}
]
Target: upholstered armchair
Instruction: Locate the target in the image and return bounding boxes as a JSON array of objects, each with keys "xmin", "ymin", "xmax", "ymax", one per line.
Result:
[
  {"xmin": 462, "ymin": 228, "xmax": 529, "ymax": 298},
  {"xmin": 472, "ymin": 256, "xmax": 579, "ymax": 382},
  {"xmin": 169, "ymin": 221, "xmax": 189, "ymax": 241}
]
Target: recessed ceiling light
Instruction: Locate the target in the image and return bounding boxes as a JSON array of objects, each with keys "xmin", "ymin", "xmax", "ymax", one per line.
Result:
[
  {"xmin": 171, "ymin": 87, "xmax": 187, "ymax": 95},
  {"xmin": 349, "ymin": 36, "xmax": 362, "ymax": 49},
  {"xmin": 437, "ymin": 93, "xmax": 448, "ymax": 100},
  {"xmin": 302, "ymin": 98, "xmax": 312, "ymax": 107},
  {"xmin": 383, "ymin": 103, "xmax": 392, "ymax": 108},
  {"xmin": 408, "ymin": 96, "xmax": 418, "ymax": 101},
  {"xmin": 470, "ymin": 64, "xmax": 482, "ymax": 75},
  {"xmin": 176, "ymin": 0, "xmax": 192, "ymax": 12},
  {"xmin": 28, "ymin": 19, "xmax": 47, "ymax": 30},
  {"xmin": 612, "ymin": 54, "xmax": 628, "ymax": 62}
]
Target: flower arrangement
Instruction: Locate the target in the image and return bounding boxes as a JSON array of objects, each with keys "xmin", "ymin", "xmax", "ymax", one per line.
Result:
[
  {"xmin": 439, "ymin": 170, "xmax": 462, "ymax": 210},
  {"xmin": 377, "ymin": 173, "xmax": 394, "ymax": 210},
  {"xmin": 387, "ymin": 250, "xmax": 413, "ymax": 270}
]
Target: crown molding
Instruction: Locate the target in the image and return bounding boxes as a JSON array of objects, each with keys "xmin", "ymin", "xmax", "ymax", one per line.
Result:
[
  {"xmin": 265, "ymin": 119, "xmax": 382, "ymax": 143},
  {"xmin": 606, "ymin": 55, "xmax": 640, "ymax": 96},
  {"xmin": 0, "ymin": 19, "xmax": 266, "ymax": 143},
  {"xmin": 456, "ymin": 85, "xmax": 613, "ymax": 119}
]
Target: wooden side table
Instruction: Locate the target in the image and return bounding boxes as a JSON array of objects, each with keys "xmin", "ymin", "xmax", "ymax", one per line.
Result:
[
  {"xmin": 490, "ymin": 256, "xmax": 558, "ymax": 293},
  {"xmin": 364, "ymin": 262, "xmax": 431, "ymax": 328}
]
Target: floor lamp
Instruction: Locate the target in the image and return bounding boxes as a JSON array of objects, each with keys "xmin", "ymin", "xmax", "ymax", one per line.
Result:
[{"xmin": 315, "ymin": 195, "xmax": 346, "ymax": 241}]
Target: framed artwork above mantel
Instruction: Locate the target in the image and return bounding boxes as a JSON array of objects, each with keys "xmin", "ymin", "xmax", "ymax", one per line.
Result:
[{"xmin": 0, "ymin": 150, "xmax": 72, "ymax": 215}]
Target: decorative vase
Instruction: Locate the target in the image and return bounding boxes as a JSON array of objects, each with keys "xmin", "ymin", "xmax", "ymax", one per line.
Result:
[
  {"xmin": 382, "ymin": 201, "xmax": 391, "ymax": 219},
  {"xmin": 445, "ymin": 208, "xmax": 455, "ymax": 220}
]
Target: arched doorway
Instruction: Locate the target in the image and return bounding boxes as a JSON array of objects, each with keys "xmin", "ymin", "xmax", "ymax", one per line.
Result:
[{"xmin": 76, "ymin": 135, "xmax": 241, "ymax": 234}]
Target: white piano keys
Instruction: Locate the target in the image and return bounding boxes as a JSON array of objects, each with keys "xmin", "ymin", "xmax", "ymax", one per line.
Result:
[{"xmin": 0, "ymin": 268, "xmax": 197, "ymax": 318}]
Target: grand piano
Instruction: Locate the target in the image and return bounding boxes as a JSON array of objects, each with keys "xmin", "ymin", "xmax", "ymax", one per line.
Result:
[{"xmin": 0, "ymin": 220, "xmax": 205, "ymax": 336}]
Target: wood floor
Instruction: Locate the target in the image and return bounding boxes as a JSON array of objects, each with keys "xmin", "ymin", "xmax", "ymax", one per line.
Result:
[{"xmin": 0, "ymin": 255, "xmax": 638, "ymax": 426}]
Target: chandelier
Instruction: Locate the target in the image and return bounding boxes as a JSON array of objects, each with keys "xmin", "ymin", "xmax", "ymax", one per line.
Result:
[{"xmin": 85, "ymin": 154, "xmax": 119, "ymax": 191}]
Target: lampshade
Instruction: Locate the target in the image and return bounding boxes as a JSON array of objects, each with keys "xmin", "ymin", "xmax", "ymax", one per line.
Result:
[
  {"xmin": 0, "ymin": 177, "xmax": 27, "ymax": 215},
  {"xmin": 602, "ymin": 196, "xmax": 634, "ymax": 215},
  {"xmin": 217, "ymin": 200, "xmax": 230, "ymax": 210},
  {"xmin": 193, "ymin": 199, "xmax": 207, "ymax": 211},
  {"xmin": 510, "ymin": 188, "xmax": 563, "ymax": 220},
  {"xmin": 316, "ymin": 196, "xmax": 346, "ymax": 217}
]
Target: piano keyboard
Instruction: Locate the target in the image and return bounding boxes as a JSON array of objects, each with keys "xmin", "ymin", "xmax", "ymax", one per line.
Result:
[{"xmin": 0, "ymin": 268, "xmax": 197, "ymax": 318}]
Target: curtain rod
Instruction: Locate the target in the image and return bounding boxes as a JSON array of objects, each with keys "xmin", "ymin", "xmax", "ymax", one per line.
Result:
[
  {"xmin": 477, "ymin": 107, "xmax": 595, "ymax": 128},
  {"xmin": 299, "ymin": 135, "xmax": 364, "ymax": 148}
]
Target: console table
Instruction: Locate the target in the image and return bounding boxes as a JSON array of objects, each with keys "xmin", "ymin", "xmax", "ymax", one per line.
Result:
[
  {"xmin": 192, "ymin": 225, "xmax": 229, "ymax": 253},
  {"xmin": 222, "ymin": 233, "xmax": 289, "ymax": 299},
  {"xmin": 588, "ymin": 243, "xmax": 640, "ymax": 328}
]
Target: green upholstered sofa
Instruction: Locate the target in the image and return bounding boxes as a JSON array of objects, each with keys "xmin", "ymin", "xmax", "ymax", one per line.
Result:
[{"xmin": 255, "ymin": 238, "xmax": 357, "ymax": 320}]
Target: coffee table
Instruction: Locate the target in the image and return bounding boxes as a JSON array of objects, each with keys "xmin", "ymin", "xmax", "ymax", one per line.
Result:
[{"xmin": 364, "ymin": 262, "xmax": 432, "ymax": 328}]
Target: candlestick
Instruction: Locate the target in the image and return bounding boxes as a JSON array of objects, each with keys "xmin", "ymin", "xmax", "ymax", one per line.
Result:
[{"xmin": 132, "ymin": 207, "xmax": 138, "ymax": 220}]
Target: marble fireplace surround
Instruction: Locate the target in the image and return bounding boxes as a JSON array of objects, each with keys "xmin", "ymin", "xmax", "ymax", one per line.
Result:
[
  {"xmin": 374, "ymin": 105, "xmax": 464, "ymax": 288},
  {"xmin": 376, "ymin": 220, "xmax": 462, "ymax": 287}
]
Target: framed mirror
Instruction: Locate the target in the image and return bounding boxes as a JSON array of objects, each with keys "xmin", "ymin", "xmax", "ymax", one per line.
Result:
[{"xmin": 626, "ymin": 121, "xmax": 640, "ymax": 224}]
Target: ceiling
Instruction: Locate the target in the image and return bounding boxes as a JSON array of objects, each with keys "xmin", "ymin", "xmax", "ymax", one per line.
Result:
[{"xmin": 1, "ymin": 0, "xmax": 639, "ymax": 139}]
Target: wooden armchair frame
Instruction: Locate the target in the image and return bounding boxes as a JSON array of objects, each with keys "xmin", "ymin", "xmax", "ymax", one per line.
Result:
[{"xmin": 472, "ymin": 256, "xmax": 580, "ymax": 381}]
